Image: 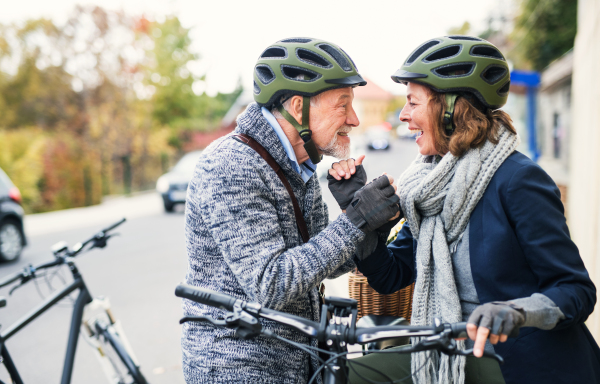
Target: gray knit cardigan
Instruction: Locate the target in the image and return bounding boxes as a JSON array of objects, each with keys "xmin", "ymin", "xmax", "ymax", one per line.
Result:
[{"xmin": 181, "ymin": 103, "xmax": 365, "ymax": 384}]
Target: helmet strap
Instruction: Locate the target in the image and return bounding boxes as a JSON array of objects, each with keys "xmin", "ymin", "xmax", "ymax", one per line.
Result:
[
  {"xmin": 443, "ymin": 93, "xmax": 459, "ymax": 135},
  {"xmin": 277, "ymin": 96, "xmax": 322, "ymax": 164}
]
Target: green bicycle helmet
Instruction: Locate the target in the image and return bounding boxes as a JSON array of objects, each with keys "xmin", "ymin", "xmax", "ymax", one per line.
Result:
[
  {"xmin": 254, "ymin": 37, "xmax": 366, "ymax": 108},
  {"xmin": 253, "ymin": 37, "xmax": 366, "ymax": 163},
  {"xmin": 391, "ymin": 36, "xmax": 510, "ymax": 110}
]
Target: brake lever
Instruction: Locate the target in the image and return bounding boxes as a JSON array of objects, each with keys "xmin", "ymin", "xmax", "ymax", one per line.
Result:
[
  {"xmin": 455, "ymin": 348, "xmax": 505, "ymax": 364},
  {"xmin": 179, "ymin": 306, "xmax": 262, "ymax": 340},
  {"xmin": 180, "ymin": 316, "xmax": 228, "ymax": 327},
  {"xmin": 9, "ymin": 266, "xmax": 35, "ymax": 295}
]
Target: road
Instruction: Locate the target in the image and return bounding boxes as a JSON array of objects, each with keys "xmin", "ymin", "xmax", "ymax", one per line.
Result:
[{"xmin": 0, "ymin": 136, "xmax": 417, "ymax": 384}]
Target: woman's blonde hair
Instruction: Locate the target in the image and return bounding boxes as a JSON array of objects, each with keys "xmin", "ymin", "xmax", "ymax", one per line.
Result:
[{"xmin": 426, "ymin": 89, "xmax": 516, "ymax": 157}]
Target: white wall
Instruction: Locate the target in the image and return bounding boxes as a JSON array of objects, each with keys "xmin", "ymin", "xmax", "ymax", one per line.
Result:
[{"xmin": 568, "ymin": 0, "xmax": 600, "ymax": 340}]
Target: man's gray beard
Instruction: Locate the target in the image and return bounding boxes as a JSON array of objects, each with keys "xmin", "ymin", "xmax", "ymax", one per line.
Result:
[{"xmin": 318, "ymin": 129, "xmax": 351, "ymax": 159}]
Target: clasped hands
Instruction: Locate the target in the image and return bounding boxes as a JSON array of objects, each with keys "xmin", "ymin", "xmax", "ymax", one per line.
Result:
[
  {"xmin": 326, "ymin": 155, "xmax": 400, "ymax": 233},
  {"xmin": 327, "ymin": 157, "xmax": 526, "ymax": 358}
]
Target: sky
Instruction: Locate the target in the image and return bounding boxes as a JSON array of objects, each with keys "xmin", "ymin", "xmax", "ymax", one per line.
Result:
[{"xmin": 0, "ymin": 0, "xmax": 515, "ymax": 96}]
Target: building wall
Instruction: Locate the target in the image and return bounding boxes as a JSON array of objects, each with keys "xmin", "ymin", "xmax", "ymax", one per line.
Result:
[
  {"xmin": 353, "ymin": 99, "xmax": 390, "ymax": 134},
  {"xmin": 568, "ymin": 0, "xmax": 600, "ymax": 341},
  {"xmin": 537, "ymin": 81, "xmax": 572, "ymax": 214}
]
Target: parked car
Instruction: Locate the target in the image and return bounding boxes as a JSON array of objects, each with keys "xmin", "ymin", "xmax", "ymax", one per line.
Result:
[
  {"xmin": 366, "ymin": 124, "xmax": 392, "ymax": 150},
  {"xmin": 156, "ymin": 151, "xmax": 203, "ymax": 212},
  {"xmin": 0, "ymin": 167, "xmax": 27, "ymax": 262}
]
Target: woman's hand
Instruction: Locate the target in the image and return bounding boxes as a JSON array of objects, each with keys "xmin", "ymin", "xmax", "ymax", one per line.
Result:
[{"xmin": 467, "ymin": 301, "xmax": 526, "ymax": 357}]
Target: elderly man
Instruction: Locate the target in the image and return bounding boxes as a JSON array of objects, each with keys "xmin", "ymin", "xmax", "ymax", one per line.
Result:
[{"xmin": 181, "ymin": 37, "xmax": 400, "ymax": 384}]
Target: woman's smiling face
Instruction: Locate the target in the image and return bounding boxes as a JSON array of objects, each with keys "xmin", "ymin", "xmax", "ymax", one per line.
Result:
[{"xmin": 399, "ymin": 82, "xmax": 439, "ymax": 156}]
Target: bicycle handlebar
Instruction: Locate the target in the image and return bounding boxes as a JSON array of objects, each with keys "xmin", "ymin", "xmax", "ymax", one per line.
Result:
[
  {"xmin": 0, "ymin": 219, "xmax": 127, "ymax": 292},
  {"xmin": 175, "ymin": 284, "xmax": 467, "ymax": 343},
  {"xmin": 0, "ymin": 270, "xmax": 27, "ymax": 288},
  {"xmin": 175, "ymin": 284, "xmax": 239, "ymax": 312}
]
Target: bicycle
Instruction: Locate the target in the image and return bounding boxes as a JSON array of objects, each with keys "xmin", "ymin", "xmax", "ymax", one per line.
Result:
[
  {"xmin": 175, "ymin": 284, "xmax": 503, "ymax": 384},
  {"xmin": 0, "ymin": 218, "xmax": 148, "ymax": 384}
]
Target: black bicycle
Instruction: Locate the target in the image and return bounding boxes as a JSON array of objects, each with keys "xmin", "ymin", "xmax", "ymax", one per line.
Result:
[
  {"xmin": 0, "ymin": 218, "xmax": 148, "ymax": 384},
  {"xmin": 175, "ymin": 284, "xmax": 503, "ymax": 384}
]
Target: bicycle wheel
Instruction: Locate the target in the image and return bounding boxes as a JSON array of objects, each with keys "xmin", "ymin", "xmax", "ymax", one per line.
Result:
[{"xmin": 93, "ymin": 320, "xmax": 148, "ymax": 384}]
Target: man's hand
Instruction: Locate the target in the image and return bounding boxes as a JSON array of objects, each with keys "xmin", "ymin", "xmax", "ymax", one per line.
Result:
[
  {"xmin": 327, "ymin": 156, "xmax": 368, "ymax": 210},
  {"xmin": 467, "ymin": 301, "xmax": 526, "ymax": 357},
  {"xmin": 346, "ymin": 175, "xmax": 400, "ymax": 233}
]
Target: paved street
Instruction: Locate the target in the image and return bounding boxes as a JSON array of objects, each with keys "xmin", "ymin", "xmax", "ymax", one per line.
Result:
[{"xmin": 0, "ymin": 136, "xmax": 417, "ymax": 384}]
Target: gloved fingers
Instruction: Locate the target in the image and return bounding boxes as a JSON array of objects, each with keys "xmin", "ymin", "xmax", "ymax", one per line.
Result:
[
  {"xmin": 370, "ymin": 174, "xmax": 394, "ymax": 189},
  {"xmin": 380, "ymin": 184, "xmax": 396, "ymax": 198},
  {"xmin": 491, "ymin": 314, "xmax": 505, "ymax": 336}
]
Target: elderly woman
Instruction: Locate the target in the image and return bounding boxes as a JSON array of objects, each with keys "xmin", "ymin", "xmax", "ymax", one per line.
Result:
[{"xmin": 328, "ymin": 36, "xmax": 600, "ymax": 384}]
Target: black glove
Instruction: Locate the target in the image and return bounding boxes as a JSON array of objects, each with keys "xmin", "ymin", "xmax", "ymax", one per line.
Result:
[
  {"xmin": 468, "ymin": 301, "xmax": 526, "ymax": 338},
  {"xmin": 327, "ymin": 165, "xmax": 368, "ymax": 210},
  {"xmin": 375, "ymin": 215, "xmax": 402, "ymax": 236},
  {"xmin": 346, "ymin": 175, "xmax": 400, "ymax": 233}
]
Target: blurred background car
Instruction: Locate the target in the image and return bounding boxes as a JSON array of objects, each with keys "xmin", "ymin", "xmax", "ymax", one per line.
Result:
[
  {"xmin": 396, "ymin": 121, "xmax": 416, "ymax": 140},
  {"xmin": 0, "ymin": 167, "xmax": 27, "ymax": 262},
  {"xmin": 156, "ymin": 150, "xmax": 203, "ymax": 212},
  {"xmin": 366, "ymin": 123, "xmax": 392, "ymax": 151}
]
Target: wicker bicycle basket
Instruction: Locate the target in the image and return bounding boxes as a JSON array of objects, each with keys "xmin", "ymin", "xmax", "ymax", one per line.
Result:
[{"xmin": 348, "ymin": 269, "xmax": 414, "ymax": 322}]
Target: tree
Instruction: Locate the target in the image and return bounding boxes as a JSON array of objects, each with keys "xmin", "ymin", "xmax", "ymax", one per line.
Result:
[{"xmin": 510, "ymin": 0, "xmax": 577, "ymax": 71}]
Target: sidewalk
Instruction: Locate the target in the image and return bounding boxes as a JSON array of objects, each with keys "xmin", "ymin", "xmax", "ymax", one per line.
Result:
[{"xmin": 24, "ymin": 191, "xmax": 163, "ymax": 237}]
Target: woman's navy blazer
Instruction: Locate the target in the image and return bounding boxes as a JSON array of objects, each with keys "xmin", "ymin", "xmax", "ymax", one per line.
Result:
[{"xmin": 356, "ymin": 151, "xmax": 600, "ymax": 384}]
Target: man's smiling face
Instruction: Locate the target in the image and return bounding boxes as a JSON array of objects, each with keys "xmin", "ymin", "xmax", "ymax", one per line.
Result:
[{"xmin": 309, "ymin": 87, "xmax": 359, "ymax": 159}]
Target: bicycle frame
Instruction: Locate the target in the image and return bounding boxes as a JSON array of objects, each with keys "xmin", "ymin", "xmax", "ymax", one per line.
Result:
[{"xmin": 0, "ymin": 263, "xmax": 92, "ymax": 384}]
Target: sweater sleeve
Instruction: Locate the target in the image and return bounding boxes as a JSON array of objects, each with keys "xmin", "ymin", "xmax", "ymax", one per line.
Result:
[
  {"xmin": 504, "ymin": 163, "xmax": 596, "ymax": 330},
  {"xmin": 196, "ymin": 149, "xmax": 365, "ymax": 311}
]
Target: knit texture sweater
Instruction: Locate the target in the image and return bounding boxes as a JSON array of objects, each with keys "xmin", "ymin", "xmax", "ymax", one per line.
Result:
[{"xmin": 181, "ymin": 102, "xmax": 364, "ymax": 384}]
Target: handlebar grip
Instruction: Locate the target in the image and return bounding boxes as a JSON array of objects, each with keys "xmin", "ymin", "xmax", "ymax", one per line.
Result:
[
  {"xmin": 175, "ymin": 284, "xmax": 239, "ymax": 312},
  {"xmin": 102, "ymin": 218, "xmax": 126, "ymax": 233},
  {"xmin": 450, "ymin": 322, "xmax": 468, "ymax": 339}
]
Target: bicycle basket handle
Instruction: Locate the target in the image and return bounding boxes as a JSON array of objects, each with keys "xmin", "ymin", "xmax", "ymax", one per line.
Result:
[{"xmin": 175, "ymin": 284, "xmax": 238, "ymax": 312}]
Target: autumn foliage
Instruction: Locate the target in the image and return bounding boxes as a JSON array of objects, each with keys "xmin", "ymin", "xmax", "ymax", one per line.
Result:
[{"xmin": 0, "ymin": 6, "xmax": 241, "ymax": 213}]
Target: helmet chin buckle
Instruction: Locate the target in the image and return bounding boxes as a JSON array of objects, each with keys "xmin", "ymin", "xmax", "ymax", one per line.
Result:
[
  {"xmin": 277, "ymin": 96, "xmax": 323, "ymax": 164},
  {"xmin": 444, "ymin": 93, "xmax": 459, "ymax": 135}
]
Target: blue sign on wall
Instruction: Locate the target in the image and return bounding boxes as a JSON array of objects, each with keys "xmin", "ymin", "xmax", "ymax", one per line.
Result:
[{"xmin": 510, "ymin": 70, "xmax": 541, "ymax": 161}]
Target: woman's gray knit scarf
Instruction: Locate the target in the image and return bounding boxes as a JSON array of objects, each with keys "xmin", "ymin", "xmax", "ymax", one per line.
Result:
[{"xmin": 397, "ymin": 126, "xmax": 519, "ymax": 384}]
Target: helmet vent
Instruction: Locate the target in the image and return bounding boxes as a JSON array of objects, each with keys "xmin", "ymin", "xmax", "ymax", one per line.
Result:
[
  {"xmin": 424, "ymin": 45, "xmax": 461, "ymax": 62},
  {"xmin": 281, "ymin": 65, "xmax": 321, "ymax": 82},
  {"xmin": 448, "ymin": 35, "xmax": 482, "ymax": 41},
  {"xmin": 432, "ymin": 63, "xmax": 475, "ymax": 78},
  {"xmin": 296, "ymin": 48, "xmax": 332, "ymax": 68},
  {"xmin": 405, "ymin": 40, "xmax": 441, "ymax": 65},
  {"xmin": 470, "ymin": 45, "xmax": 504, "ymax": 60},
  {"xmin": 255, "ymin": 65, "xmax": 276, "ymax": 85},
  {"xmin": 481, "ymin": 65, "xmax": 508, "ymax": 84},
  {"xmin": 253, "ymin": 81, "xmax": 261, "ymax": 94},
  {"xmin": 280, "ymin": 38, "xmax": 312, "ymax": 43},
  {"xmin": 260, "ymin": 47, "xmax": 287, "ymax": 59},
  {"xmin": 340, "ymin": 47, "xmax": 358, "ymax": 71},
  {"xmin": 497, "ymin": 81, "xmax": 510, "ymax": 96},
  {"xmin": 317, "ymin": 44, "xmax": 352, "ymax": 71}
]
